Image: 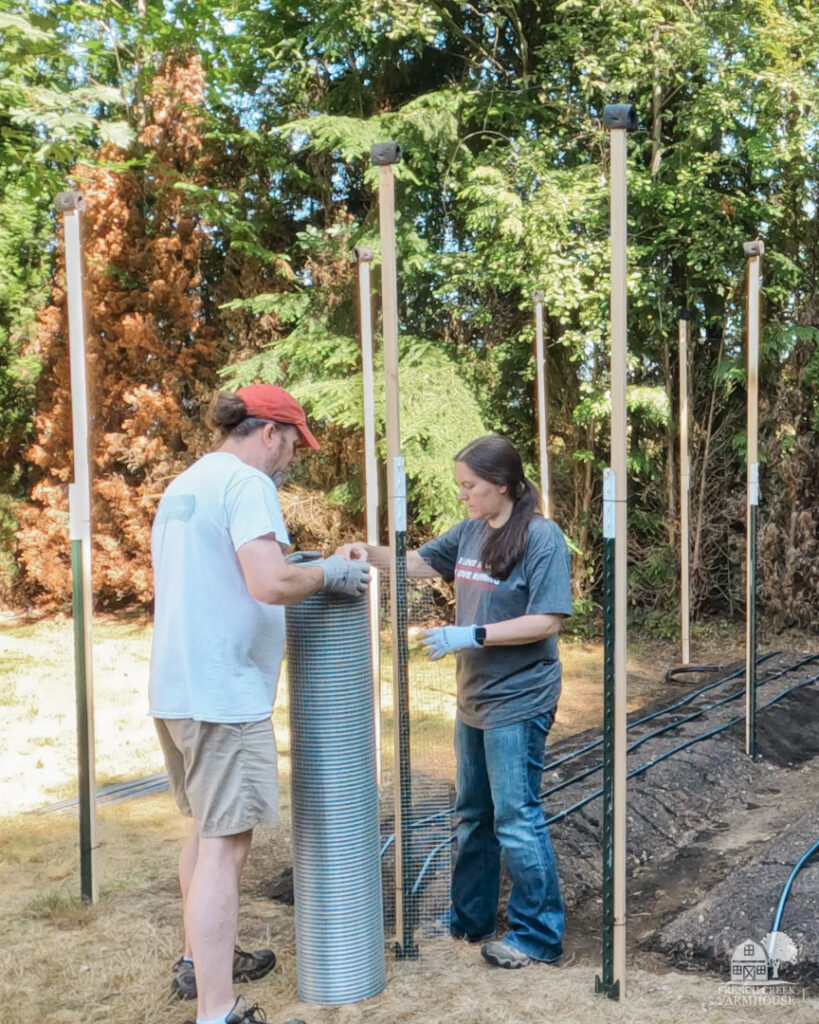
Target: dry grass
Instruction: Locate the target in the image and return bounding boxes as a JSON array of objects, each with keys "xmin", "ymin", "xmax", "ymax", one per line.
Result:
[
  {"xmin": 0, "ymin": 616, "xmax": 164, "ymax": 814},
  {"xmin": 4, "ymin": 795, "xmax": 819, "ymax": 1024},
  {"xmin": 3, "ymin": 615, "xmax": 819, "ymax": 1023},
  {"xmin": 0, "ymin": 615, "xmax": 296, "ymax": 815}
]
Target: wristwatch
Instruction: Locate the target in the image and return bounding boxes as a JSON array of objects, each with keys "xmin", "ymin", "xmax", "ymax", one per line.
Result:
[{"xmin": 474, "ymin": 626, "xmax": 487, "ymax": 647}]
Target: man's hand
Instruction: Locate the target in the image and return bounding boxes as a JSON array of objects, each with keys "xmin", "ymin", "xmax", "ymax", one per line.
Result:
[
  {"xmin": 315, "ymin": 554, "xmax": 371, "ymax": 597},
  {"xmin": 421, "ymin": 625, "xmax": 480, "ymax": 660}
]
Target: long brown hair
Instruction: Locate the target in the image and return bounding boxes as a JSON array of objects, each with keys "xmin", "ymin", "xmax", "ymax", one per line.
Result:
[{"xmin": 455, "ymin": 435, "xmax": 541, "ymax": 580}]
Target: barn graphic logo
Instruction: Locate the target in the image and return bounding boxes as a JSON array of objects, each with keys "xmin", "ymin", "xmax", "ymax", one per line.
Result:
[{"xmin": 729, "ymin": 932, "xmax": 798, "ymax": 985}]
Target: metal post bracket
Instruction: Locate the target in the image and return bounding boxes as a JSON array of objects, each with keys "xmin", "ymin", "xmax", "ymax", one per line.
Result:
[
  {"xmin": 749, "ymin": 462, "xmax": 760, "ymax": 507},
  {"xmin": 744, "ymin": 239, "xmax": 765, "ymax": 257},
  {"xmin": 595, "ymin": 976, "xmax": 621, "ymax": 1000},
  {"xmin": 393, "ymin": 457, "xmax": 407, "ymax": 531},
  {"xmin": 603, "ymin": 468, "xmax": 616, "ymax": 539}
]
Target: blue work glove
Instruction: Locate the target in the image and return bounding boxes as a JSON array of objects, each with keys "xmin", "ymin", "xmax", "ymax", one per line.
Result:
[
  {"xmin": 421, "ymin": 625, "xmax": 481, "ymax": 661},
  {"xmin": 315, "ymin": 555, "xmax": 371, "ymax": 597}
]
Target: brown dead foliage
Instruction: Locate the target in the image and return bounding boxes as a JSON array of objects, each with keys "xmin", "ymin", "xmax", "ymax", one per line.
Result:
[{"xmin": 17, "ymin": 54, "xmax": 229, "ymax": 608}]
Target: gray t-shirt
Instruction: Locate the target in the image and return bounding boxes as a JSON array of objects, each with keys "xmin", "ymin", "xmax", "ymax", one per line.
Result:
[{"xmin": 418, "ymin": 516, "xmax": 573, "ymax": 729}]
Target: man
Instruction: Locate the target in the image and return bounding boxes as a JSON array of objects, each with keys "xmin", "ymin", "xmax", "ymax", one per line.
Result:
[{"xmin": 149, "ymin": 384, "xmax": 369, "ymax": 1024}]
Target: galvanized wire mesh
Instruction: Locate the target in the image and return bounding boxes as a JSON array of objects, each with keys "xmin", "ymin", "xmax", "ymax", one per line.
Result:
[
  {"xmin": 285, "ymin": 589, "xmax": 386, "ymax": 1003},
  {"xmin": 377, "ymin": 570, "xmax": 457, "ymax": 946}
]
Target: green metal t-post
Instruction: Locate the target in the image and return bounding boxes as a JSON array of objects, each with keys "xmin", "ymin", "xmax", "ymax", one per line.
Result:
[
  {"xmin": 595, "ymin": 468, "xmax": 618, "ymax": 999},
  {"xmin": 57, "ymin": 188, "xmax": 98, "ymax": 903}
]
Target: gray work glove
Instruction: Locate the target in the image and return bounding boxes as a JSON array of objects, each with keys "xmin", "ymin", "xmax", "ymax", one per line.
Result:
[{"xmin": 315, "ymin": 554, "xmax": 371, "ymax": 597}]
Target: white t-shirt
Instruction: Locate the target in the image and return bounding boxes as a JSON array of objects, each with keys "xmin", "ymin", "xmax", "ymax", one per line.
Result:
[{"xmin": 149, "ymin": 451, "xmax": 290, "ymax": 723}]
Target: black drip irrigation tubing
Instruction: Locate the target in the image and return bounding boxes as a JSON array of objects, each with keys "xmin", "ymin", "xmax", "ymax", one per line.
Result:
[
  {"xmin": 540, "ymin": 653, "xmax": 819, "ymax": 800},
  {"xmin": 407, "ymin": 660, "xmax": 819, "ymax": 895},
  {"xmin": 543, "ymin": 666, "xmax": 819, "ymax": 826},
  {"xmin": 665, "ymin": 663, "xmax": 731, "ymax": 683},
  {"xmin": 542, "ymin": 651, "xmax": 782, "ymax": 775},
  {"xmin": 33, "ymin": 772, "xmax": 170, "ymax": 814},
  {"xmin": 41, "ymin": 656, "xmax": 786, "ymax": 818},
  {"xmin": 35, "ymin": 652, "xmax": 819, "ymax": 909},
  {"xmin": 36, "ymin": 653, "xmax": 799, "ymax": 820}
]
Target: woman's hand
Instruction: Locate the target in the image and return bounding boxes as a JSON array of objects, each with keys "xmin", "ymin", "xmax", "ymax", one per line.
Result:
[
  {"xmin": 335, "ymin": 541, "xmax": 370, "ymax": 560},
  {"xmin": 421, "ymin": 625, "xmax": 480, "ymax": 660},
  {"xmin": 333, "ymin": 543, "xmax": 440, "ymax": 576}
]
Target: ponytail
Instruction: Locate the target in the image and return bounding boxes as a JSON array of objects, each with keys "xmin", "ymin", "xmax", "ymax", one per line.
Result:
[{"xmin": 208, "ymin": 391, "xmax": 273, "ymax": 439}]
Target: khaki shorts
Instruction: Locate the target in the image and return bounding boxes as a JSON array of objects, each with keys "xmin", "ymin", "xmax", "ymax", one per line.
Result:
[{"xmin": 154, "ymin": 717, "xmax": 278, "ymax": 838}]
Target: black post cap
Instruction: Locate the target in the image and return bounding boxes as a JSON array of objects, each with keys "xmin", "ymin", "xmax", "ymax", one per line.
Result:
[
  {"xmin": 602, "ymin": 104, "xmax": 638, "ymax": 131},
  {"xmin": 370, "ymin": 142, "xmax": 402, "ymax": 166},
  {"xmin": 677, "ymin": 308, "xmax": 693, "ymax": 321}
]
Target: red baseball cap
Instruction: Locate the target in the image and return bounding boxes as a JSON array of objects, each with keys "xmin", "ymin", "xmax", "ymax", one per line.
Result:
[{"xmin": 236, "ymin": 384, "xmax": 320, "ymax": 450}]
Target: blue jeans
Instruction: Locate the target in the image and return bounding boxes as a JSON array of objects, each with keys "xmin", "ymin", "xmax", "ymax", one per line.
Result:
[{"xmin": 449, "ymin": 711, "xmax": 564, "ymax": 962}]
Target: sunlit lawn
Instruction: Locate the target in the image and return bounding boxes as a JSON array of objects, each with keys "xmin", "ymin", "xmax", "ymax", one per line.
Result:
[{"xmin": 0, "ymin": 614, "xmax": 652, "ymax": 816}]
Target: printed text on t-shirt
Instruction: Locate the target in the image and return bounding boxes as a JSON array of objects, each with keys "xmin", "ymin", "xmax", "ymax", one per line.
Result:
[{"xmin": 454, "ymin": 557, "xmax": 499, "ymax": 591}]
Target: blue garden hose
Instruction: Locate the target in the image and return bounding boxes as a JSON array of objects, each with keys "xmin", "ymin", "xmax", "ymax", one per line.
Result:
[
  {"xmin": 410, "ymin": 836, "xmax": 457, "ymax": 897},
  {"xmin": 771, "ymin": 837, "xmax": 819, "ymax": 935}
]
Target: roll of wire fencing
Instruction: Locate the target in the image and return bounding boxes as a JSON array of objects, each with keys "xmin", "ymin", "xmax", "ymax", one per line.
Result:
[
  {"xmin": 377, "ymin": 571, "xmax": 456, "ymax": 946},
  {"xmin": 285, "ymin": 576, "xmax": 386, "ymax": 1004}
]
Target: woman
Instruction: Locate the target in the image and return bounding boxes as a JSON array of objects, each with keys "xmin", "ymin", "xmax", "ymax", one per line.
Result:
[{"xmin": 342, "ymin": 434, "xmax": 572, "ymax": 969}]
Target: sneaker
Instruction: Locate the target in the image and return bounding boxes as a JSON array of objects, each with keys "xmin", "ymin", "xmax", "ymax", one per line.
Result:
[
  {"xmin": 184, "ymin": 994, "xmax": 306, "ymax": 1024},
  {"xmin": 232, "ymin": 947, "xmax": 277, "ymax": 983},
  {"xmin": 171, "ymin": 947, "xmax": 277, "ymax": 1000},
  {"xmin": 170, "ymin": 958, "xmax": 196, "ymax": 1000},
  {"xmin": 480, "ymin": 940, "xmax": 531, "ymax": 969}
]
